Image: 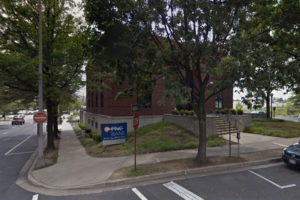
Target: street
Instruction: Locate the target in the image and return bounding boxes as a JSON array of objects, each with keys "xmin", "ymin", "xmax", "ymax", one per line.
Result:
[
  {"xmin": 0, "ymin": 116, "xmax": 39, "ymax": 200},
  {"xmin": 1, "ymin": 117, "xmax": 300, "ymax": 200},
  {"xmin": 34, "ymin": 163, "xmax": 300, "ymax": 200}
]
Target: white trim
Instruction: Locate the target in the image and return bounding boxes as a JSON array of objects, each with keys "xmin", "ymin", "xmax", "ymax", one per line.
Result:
[
  {"xmin": 132, "ymin": 188, "xmax": 148, "ymax": 200},
  {"xmin": 4, "ymin": 135, "xmax": 33, "ymax": 156},
  {"xmin": 163, "ymin": 181, "xmax": 204, "ymax": 200},
  {"xmin": 32, "ymin": 194, "xmax": 39, "ymax": 200},
  {"xmin": 248, "ymin": 170, "xmax": 296, "ymax": 189}
]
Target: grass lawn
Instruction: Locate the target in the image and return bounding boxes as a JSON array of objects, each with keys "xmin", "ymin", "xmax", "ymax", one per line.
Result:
[
  {"xmin": 244, "ymin": 118, "xmax": 300, "ymax": 138},
  {"xmin": 74, "ymin": 122, "xmax": 226, "ymax": 157}
]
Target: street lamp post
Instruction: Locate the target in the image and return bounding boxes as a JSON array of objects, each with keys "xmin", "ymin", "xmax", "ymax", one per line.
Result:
[{"xmin": 36, "ymin": 0, "xmax": 45, "ymax": 167}]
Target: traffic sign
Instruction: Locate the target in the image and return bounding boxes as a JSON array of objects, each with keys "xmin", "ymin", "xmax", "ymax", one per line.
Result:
[
  {"xmin": 34, "ymin": 112, "xmax": 47, "ymax": 124},
  {"xmin": 133, "ymin": 113, "xmax": 139, "ymax": 130}
]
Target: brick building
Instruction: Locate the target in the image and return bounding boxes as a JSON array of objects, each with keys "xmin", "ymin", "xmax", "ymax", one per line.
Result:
[{"xmin": 83, "ymin": 74, "xmax": 233, "ymax": 133}]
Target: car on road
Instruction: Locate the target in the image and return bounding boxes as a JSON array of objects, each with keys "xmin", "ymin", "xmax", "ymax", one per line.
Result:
[
  {"xmin": 298, "ymin": 115, "xmax": 300, "ymax": 121},
  {"xmin": 251, "ymin": 110, "xmax": 265, "ymax": 114},
  {"xmin": 11, "ymin": 115, "xmax": 25, "ymax": 125},
  {"xmin": 282, "ymin": 142, "xmax": 300, "ymax": 167}
]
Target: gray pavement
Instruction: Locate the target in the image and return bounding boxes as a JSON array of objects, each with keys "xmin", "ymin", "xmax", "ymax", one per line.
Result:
[
  {"xmin": 31, "ymin": 163, "xmax": 300, "ymax": 200},
  {"xmin": 26, "ymin": 120, "xmax": 300, "ymax": 191}
]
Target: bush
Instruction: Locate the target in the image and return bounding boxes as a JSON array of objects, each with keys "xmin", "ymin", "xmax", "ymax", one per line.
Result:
[
  {"xmin": 215, "ymin": 110, "xmax": 220, "ymax": 114},
  {"xmin": 237, "ymin": 109, "xmax": 243, "ymax": 115},
  {"xmin": 90, "ymin": 132, "xmax": 102, "ymax": 143},
  {"xmin": 171, "ymin": 110, "xmax": 180, "ymax": 115},
  {"xmin": 188, "ymin": 110, "xmax": 195, "ymax": 116},
  {"xmin": 179, "ymin": 110, "xmax": 185, "ymax": 115},
  {"xmin": 220, "ymin": 108, "xmax": 229, "ymax": 114},
  {"xmin": 78, "ymin": 123, "xmax": 91, "ymax": 135},
  {"xmin": 230, "ymin": 109, "xmax": 237, "ymax": 115}
]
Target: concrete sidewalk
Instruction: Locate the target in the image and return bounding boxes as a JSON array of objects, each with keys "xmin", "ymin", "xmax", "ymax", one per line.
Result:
[{"xmin": 29, "ymin": 121, "xmax": 299, "ymax": 189}]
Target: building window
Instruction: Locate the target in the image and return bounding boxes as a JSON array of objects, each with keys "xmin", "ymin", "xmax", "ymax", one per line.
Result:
[
  {"xmin": 88, "ymin": 119, "xmax": 90, "ymax": 124},
  {"xmin": 91, "ymin": 120, "xmax": 94, "ymax": 127},
  {"xmin": 137, "ymin": 93, "xmax": 152, "ymax": 108},
  {"xmin": 100, "ymin": 92, "xmax": 104, "ymax": 107},
  {"xmin": 91, "ymin": 92, "xmax": 94, "ymax": 108},
  {"xmin": 96, "ymin": 94, "xmax": 99, "ymax": 107},
  {"xmin": 215, "ymin": 94, "xmax": 223, "ymax": 109},
  {"xmin": 95, "ymin": 122, "xmax": 98, "ymax": 129}
]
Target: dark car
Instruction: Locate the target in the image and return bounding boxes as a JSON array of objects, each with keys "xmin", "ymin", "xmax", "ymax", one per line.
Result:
[
  {"xmin": 282, "ymin": 142, "xmax": 300, "ymax": 167},
  {"xmin": 12, "ymin": 115, "xmax": 25, "ymax": 125}
]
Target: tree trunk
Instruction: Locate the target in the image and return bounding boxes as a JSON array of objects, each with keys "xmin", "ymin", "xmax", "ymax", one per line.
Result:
[
  {"xmin": 53, "ymin": 103, "xmax": 60, "ymax": 139},
  {"xmin": 46, "ymin": 98, "xmax": 55, "ymax": 150},
  {"xmin": 266, "ymin": 92, "xmax": 270, "ymax": 119},
  {"xmin": 194, "ymin": 101, "xmax": 207, "ymax": 163}
]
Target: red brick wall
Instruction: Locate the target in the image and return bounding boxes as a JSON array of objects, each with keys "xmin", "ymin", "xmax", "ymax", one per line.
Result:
[{"xmin": 86, "ymin": 77, "xmax": 233, "ymax": 116}]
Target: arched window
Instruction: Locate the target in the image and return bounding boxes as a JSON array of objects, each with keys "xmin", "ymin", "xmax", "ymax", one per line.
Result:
[{"xmin": 215, "ymin": 94, "xmax": 223, "ymax": 109}]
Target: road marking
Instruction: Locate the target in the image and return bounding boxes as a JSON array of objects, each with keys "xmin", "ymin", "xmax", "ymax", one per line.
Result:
[
  {"xmin": 1, "ymin": 131, "xmax": 8, "ymax": 135},
  {"xmin": 132, "ymin": 188, "xmax": 148, "ymax": 200},
  {"xmin": 163, "ymin": 181, "xmax": 204, "ymax": 200},
  {"xmin": 6, "ymin": 151, "xmax": 34, "ymax": 156},
  {"xmin": 273, "ymin": 143, "xmax": 288, "ymax": 147},
  {"xmin": 4, "ymin": 135, "xmax": 33, "ymax": 156},
  {"xmin": 32, "ymin": 194, "xmax": 39, "ymax": 200},
  {"xmin": 248, "ymin": 170, "xmax": 296, "ymax": 189}
]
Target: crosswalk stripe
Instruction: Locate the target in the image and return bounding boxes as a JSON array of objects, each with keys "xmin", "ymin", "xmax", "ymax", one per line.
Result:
[
  {"xmin": 132, "ymin": 188, "xmax": 148, "ymax": 200},
  {"xmin": 32, "ymin": 194, "xmax": 39, "ymax": 200},
  {"xmin": 163, "ymin": 181, "xmax": 204, "ymax": 200}
]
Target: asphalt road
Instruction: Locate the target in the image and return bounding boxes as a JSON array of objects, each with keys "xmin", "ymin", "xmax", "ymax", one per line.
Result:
[
  {"xmin": 1, "ymin": 117, "xmax": 300, "ymax": 200},
  {"xmin": 0, "ymin": 116, "xmax": 41, "ymax": 200}
]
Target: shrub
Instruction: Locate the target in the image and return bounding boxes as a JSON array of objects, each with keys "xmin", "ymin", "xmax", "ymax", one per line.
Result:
[
  {"xmin": 189, "ymin": 110, "xmax": 195, "ymax": 116},
  {"xmin": 78, "ymin": 123, "xmax": 88, "ymax": 130},
  {"xmin": 237, "ymin": 109, "xmax": 243, "ymax": 115},
  {"xmin": 230, "ymin": 109, "xmax": 237, "ymax": 115},
  {"xmin": 179, "ymin": 110, "xmax": 185, "ymax": 115},
  {"xmin": 220, "ymin": 109, "xmax": 229, "ymax": 114},
  {"xmin": 90, "ymin": 132, "xmax": 102, "ymax": 143},
  {"xmin": 171, "ymin": 110, "xmax": 180, "ymax": 115},
  {"xmin": 215, "ymin": 110, "xmax": 220, "ymax": 114}
]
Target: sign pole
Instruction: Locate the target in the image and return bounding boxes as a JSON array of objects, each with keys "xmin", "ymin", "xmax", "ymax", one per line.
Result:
[
  {"xmin": 37, "ymin": 0, "xmax": 44, "ymax": 168},
  {"xmin": 237, "ymin": 131, "xmax": 240, "ymax": 158},
  {"xmin": 133, "ymin": 112, "xmax": 139, "ymax": 171},
  {"xmin": 134, "ymin": 129, "xmax": 136, "ymax": 171}
]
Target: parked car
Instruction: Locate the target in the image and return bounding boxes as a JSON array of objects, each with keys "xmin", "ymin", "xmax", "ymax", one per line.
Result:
[
  {"xmin": 250, "ymin": 110, "xmax": 265, "ymax": 114},
  {"xmin": 282, "ymin": 141, "xmax": 300, "ymax": 167},
  {"xmin": 12, "ymin": 115, "xmax": 25, "ymax": 125},
  {"xmin": 298, "ymin": 115, "xmax": 300, "ymax": 121}
]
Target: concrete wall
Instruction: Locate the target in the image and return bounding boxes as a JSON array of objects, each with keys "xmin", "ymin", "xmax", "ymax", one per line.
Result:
[
  {"xmin": 162, "ymin": 114, "xmax": 216, "ymax": 138},
  {"xmin": 244, "ymin": 113, "xmax": 267, "ymax": 119},
  {"xmin": 217, "ymin": 114, "xmax": 252, "ymax": 131},
  {"xmin": 83, "ymin": 111, "xmax": 163, "ymax": 133}
]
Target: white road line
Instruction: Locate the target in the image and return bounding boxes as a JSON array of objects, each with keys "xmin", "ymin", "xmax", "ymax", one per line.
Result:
[
  {"xmin": 6, "ymin": 151, "xmax": 34, "ymax": 156},
  {"xmin": 132, "ymin": 188, "xmax": 148, "ymax": 200},
  {"xmin": 273, "ymin": 143, "xmax": 288, "ymax": 147},
  {"xmin": 4, "ymin": 135, "xmax": 33, "ymax": 156},
  {"xmin": 1, "ymin": 132, "xmax": 8, "ymax": 135},
  {"xmin": 32, "ymin": 194, "xmax": 39, "ymax": 200},
  {"xmin": 163, "ymin": 181, "xmax": 204, "ymax": 200},
  {"xmin": 248, "ymin": 170, "xmax": 296, "ymax": 189}
]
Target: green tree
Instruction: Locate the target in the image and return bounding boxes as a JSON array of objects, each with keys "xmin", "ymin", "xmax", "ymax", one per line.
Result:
[
  {"xmin": 84, "ymin": 0, "xmax": 249, "ymax": 163},
  {"xmin": 0, "ymin": 0, "xmax": 87, "ymax": 150}
]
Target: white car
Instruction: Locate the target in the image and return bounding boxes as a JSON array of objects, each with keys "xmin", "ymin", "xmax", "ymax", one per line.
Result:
[{"xmin": 298, "ymin": 115, "xmax": 300, "ymax": 121}]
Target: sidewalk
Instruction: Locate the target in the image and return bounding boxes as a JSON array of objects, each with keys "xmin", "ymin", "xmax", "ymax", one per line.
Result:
[{"xmin": 28, "ymin": 121, "xmax": 299, "ymax": 190}]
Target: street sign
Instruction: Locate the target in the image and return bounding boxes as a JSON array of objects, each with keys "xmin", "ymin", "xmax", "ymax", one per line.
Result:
[
  {"xmin": 133, "ymin": 113, "xmax": 139, "ymax": 130},
  {"xmin": 33, "ymin": 112, "xmax": 47, "ymax": 124},
  {"xmin": 101, "ymin": 123, "xmax": 127, "ymax": 146}
]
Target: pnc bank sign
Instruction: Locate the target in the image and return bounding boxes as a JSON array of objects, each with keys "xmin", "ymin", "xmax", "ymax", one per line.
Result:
[{"xmin": 101, "ymin": 123, "xmax": 127, "ymax": 146}]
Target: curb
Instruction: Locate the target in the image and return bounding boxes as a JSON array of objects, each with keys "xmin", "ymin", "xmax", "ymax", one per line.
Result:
[{"xmin": 17, "ymin": 154, "xmax": 282, "ymax": 196}]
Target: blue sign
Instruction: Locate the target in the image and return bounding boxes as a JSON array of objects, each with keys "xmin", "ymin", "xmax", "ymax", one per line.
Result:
[
  {"xmin": 237, "ymin": 131, "xmax": 240, "ymax": 140},
  {"xmin": 101, "ymin": 123, "xmax": 127, "ymax": 146}
]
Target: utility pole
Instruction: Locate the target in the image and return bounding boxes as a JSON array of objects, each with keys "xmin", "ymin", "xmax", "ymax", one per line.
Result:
[{"xmin": 37, "ymin": 0, "xmax": 45, "ymax": 167}]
